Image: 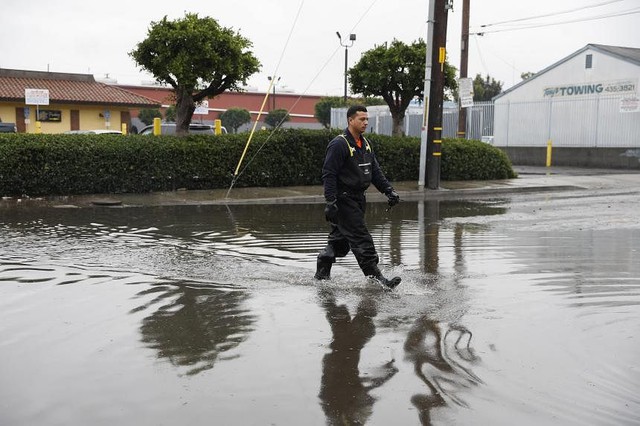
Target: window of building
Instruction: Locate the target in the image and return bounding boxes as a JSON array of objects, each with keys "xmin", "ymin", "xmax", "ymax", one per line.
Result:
[{"xmin": 585, "ymin": 54, "xmax": 593, "ymax": 69}]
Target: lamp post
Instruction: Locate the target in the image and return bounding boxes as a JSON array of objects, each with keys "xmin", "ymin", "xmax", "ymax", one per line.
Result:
[
  {"xmin": 336, "ymin": 32, "xmax": 356, "ymax": 102},
  {"xmin": 267, "ymin": 76, "xmax": 281, "ymax": 110}
]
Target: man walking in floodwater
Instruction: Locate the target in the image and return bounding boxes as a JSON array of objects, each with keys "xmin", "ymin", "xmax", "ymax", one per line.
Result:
[{"xmin": 314, "ymin": 105, "xmax": 401, "ymax": 289}]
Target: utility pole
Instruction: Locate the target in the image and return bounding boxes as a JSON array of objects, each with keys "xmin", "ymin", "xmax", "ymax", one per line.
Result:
[
  {"xmin": 425, "ymin": 0, "xmax": 451, "ymax": 190},
  {"xmin": 457, "ymin": 0, "xmax": 470, "ymax": 139},
  {"xmin": 418, "ymin": 0, "xmax": 436, "ymax": 189}
]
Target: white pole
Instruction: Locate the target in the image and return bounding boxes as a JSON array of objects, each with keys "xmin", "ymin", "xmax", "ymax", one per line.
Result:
[{"xmin": 419, "ymin": 0, "xmax": 436, "ymax": 189}]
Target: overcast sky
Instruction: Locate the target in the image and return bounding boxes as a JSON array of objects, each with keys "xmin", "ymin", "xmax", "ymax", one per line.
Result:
[{"xmin": 1, "ymin": 0, "xmax": 638, "ymax": 96}]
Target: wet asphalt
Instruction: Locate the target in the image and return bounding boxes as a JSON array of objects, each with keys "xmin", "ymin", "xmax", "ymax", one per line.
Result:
[{"xmin": 1, "ymin": 165, "xmax": 640, "ymax": 425}]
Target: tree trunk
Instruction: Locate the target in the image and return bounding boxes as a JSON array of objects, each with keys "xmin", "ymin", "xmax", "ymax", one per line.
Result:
[
  {"xmin": 175, "ymin": 87, "xmax": 195, "ymax": 136},
  {"xmin": 391, "ymin": 111, "xmax": 405, "ymax": 137}
]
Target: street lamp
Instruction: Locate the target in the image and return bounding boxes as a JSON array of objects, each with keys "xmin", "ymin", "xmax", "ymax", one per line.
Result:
[
  {"xmin": 267, "ymin": 76, "xmax": 281, "ymax": 110},
  {"xmin": 336, "ymin": 32, "xmax": 356, "ymax": 102}
]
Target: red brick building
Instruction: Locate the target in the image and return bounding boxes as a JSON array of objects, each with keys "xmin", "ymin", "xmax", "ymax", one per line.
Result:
[{"xmin": 117, "ymin": 84, "xmax": 323, "ymax": 129}]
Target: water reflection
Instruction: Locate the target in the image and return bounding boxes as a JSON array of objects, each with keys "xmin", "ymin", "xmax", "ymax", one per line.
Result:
[
  {"xmin": 2, "ymin": 197, "xmax": 639, "ymax": 424},
  {"xmin": 403, "ymin": 201, "xmax": 485, "ymax": 424},
  {"xmin": 404, "ymin": 318, "xmax": 481, "ymax": 425},
  {"xmin": 415, "ymin": 199, "xmax": 507, "ymax": 275},
  {"xmin": 134, "ymin": 282, "xmax": 256, "ymax": 376},
  {"xmin": 318, "ymin": 289, "xmax": 398, "ymax": 424}
]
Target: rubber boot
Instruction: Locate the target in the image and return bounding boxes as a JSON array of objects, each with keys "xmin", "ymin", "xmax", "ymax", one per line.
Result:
[
  {"xmin": 314, "ymin": 258, "xmax": 333, "ymax": 280},
  {"xmin": 362, "ymin": 265, "xmax": 401, "ymax": 290}
]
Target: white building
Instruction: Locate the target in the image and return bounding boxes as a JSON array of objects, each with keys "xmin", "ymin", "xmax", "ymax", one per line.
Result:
[{"xmin": 494, "ymin": 44, "xmax": 639, "ymax": 152}]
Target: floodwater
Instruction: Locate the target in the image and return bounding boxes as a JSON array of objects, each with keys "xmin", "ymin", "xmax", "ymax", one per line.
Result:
[{"xmin": 1, "ymin": 195, "xmax": 639, "ymax": 426}]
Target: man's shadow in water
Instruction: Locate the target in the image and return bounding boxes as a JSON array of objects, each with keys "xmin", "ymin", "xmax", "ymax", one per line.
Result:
[
  {"xmin": 404, "ymin": 316, "xmax": 482, "ymax": 425},
  {"xmin": 318, "ymin": 289, "xmax": 398, "ymax": 425}
]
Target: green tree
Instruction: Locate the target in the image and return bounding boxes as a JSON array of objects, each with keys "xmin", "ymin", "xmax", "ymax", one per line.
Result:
[
  {"xmin": 314, "ymin": 97, "xmax": 346, "ymax": 128},
  {"xmin": 220, "ymin": 108, "xmax": 251, "ymax": 133},
  {"xmin": 348, "ymin": 39, "xmax": 457, "ymax": 136},
  {"xmin": 520, "ymin": 71, "xmax": 535, "ymax": 81},
  {"xmin": 314, "ymin": 96, "xmax": 388, "ymax": 128},
  {"xmin": 138, "ymin": 108, "xmax": 162, "ymax": 125},
  {"xmin": 362, "ymin": 97, "xmax": 387, "ymax": 106},
  {"xmin": 264, "ymin": 109, "xmax": 290, "ymax": 128},
  {"xmin": 473, "ymin": 74, "xmax": 503, "ymax": 101},
  {"xmin": 164, "ymin": 105, "xmax": 177, "ymax": 122},
  {"xmin": 130, "ymin": 13, "xmax": 260, "ymax": 135}
]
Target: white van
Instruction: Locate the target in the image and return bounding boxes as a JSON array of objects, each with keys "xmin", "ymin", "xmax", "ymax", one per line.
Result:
[{"xmin": 139, "ymin": 123, "xmax": 227, "ymax": 135}]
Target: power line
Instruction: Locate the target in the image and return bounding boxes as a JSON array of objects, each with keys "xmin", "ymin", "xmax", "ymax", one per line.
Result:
[
  {"xmin": 479, "ymin": 0, "xmax": 625, "ymax": 28},
  {"xmin": 472, "ymin": 7, "xmax": 640, "ymax": 35},
  {"xmin": 233, "ymin": 0, "xmax": 381, "ymax": 184},
  {"xmin": 227, "ymin": 0, "xmax": 306, "ymax": 197}
]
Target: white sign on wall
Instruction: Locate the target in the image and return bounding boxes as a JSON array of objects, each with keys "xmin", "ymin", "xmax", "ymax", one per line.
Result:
[
  {"xmin": 543, "ymin": 79, "xmax": 637, "ymax": 98},
  {"xmin": 194, "ymin": 100, "xmax": 209, "ymax": 115},
  {"xmin": 620, "ymin": 96, "xmax": 640, "ymax": 113},
  {"xmin": 25, "ymin": 88, "xmax": 50, "ymax": 105}
]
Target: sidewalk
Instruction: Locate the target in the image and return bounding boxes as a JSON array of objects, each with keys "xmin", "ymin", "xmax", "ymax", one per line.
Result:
[{"xmin": 4, "ymin": 166, "xmax": 640, "ymax": 208}]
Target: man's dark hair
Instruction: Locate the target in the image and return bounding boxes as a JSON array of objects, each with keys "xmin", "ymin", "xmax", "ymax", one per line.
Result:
[{"xmin": 347, "ymin": 105, "xmax": 367, "ymax": 119}]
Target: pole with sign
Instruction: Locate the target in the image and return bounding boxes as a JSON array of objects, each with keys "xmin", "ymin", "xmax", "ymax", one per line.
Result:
[
  {"xmin": 458, "ymin": 77, "xmax": 474, "ymax": 108},
  {"xmin": 25, "ymin": 88, "xmax": 50, "ymax": 132}
]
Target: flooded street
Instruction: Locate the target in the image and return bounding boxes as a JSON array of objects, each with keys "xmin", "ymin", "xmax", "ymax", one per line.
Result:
[{"xmin": 1, "ymin": 188, "xmax": 639, "ymax": 425}]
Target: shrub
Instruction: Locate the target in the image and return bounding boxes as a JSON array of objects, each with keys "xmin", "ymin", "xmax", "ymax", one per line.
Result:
[
  {"xmin": 138, "ymin": 108, "xmax": 163, "ymax": 125},
  {"xmin": 441, "ymin": 138, "xmax": 517, "ymax": 180},
  {"xmin": 0, "ymin": 131, "xmax": 515, "ymax": 196},
  {"xmin": 264, "ymin": 109, "xmax": 290, "ymax": 128},
  {"xmin": 219, "ymin": 108, "xmax": 251, "ymax": 133}
]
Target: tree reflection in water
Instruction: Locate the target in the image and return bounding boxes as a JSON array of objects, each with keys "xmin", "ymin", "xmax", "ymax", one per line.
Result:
[
  {"xmin": 404, "ymin": 317, "xmax": 482, "ymax": 425},
  {"xmin": 318, "ymin": 289, "xmax": 398, "ymax": 425},
  {"xmin": 134, "ymin": 282, "xmax": 255, "ymax": 376}
]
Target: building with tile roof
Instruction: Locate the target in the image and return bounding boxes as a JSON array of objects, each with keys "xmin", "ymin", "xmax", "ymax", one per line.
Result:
[{"xmin": 0, "ymin": 68, "xmax": 159, "ymax": 133}]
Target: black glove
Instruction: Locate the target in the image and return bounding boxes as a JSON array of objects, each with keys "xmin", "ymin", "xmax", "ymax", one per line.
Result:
[
  {"xmin": 324, "ymin": 199, "xmax": 339, "ymax": 223},
  {"xmin": 386, "ymin": 189, "xmax": 400, "ymax": 207}
]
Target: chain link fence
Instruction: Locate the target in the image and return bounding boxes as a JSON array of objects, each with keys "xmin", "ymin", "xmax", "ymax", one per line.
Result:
[
  {"xmin": 330, "ymin": 102, "xmax": 494, "ymax": 141},
  {"xmin": 494, "ymin": 94, "xmax": 640, "ymax": 147}
]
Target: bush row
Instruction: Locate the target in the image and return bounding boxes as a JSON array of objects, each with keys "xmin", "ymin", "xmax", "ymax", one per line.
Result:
[{"xmin": 0, "ymin": 129, "xmax": 516, "ymax": 196}]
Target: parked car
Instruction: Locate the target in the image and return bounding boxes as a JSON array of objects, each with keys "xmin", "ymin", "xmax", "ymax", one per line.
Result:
[
  {"xmin": 139, "ymin": 122, "xmax": 227, "ymax": 135},
  {"xmin": 63, "ymin": 130, "xmax": 123, "ymax": 135},
  {"xmin": 0, "ymin": 122, "xmax": 17, "ymax": 133}
]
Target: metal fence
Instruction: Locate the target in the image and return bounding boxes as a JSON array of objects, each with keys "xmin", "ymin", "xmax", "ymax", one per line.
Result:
[
  {"xmin": 494, "ymin": 94, "xmax": 640, "ymax": 147},
  {"xmin": 330, "ymin": 102, "xmax": 495, "ymax": 141},
  {"xmin": 330, "ymin": 95, "xmax": 640, "ymax": 148}
]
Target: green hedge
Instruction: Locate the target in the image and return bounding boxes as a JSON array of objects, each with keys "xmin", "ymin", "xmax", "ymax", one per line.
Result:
[
  {"xmin": 440, "ymin": 138, "xmax": 517, "ymax": 180},
  {"xmin": 0, "ymin": 130, "xmax": 515, "ymax": 196}
]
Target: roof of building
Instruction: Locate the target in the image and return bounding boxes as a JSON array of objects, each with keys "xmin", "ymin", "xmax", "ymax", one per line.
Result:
[
  {"xmin": 591, "ymin": 44, "xmax": 640, "ymax": 65},
  {"xmin": 0, "ymin": 69, "xmax": 160, "ymax": 107},
  {"xmin": 494, "ymin": 44, "xmax": 640, "ymax": 100}
]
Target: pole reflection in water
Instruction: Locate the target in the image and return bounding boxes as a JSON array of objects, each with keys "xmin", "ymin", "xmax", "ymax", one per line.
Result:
[
  {"xmin": 404, "ymin": 318, "xmax": 482, "ymax": 424},
  {"xmin": 318, "ymin": 288, "xmax": 398, "ymax": 424},
  {"xmin": 408, "ymin": 200, "xmax": 484, "ymax": 424},
  {"xmin": 134, "ymin": 282, "xmax": 256, "ymax": 376},
  {"xmin": 418, "ymin": 200, "xmax": 441, "ymax": 274}
]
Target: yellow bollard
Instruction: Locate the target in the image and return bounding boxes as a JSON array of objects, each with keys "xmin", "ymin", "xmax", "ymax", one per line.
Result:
[
  {"xmin": 153, "ymin": 117, "xmax": 162, "ymax": 136},
  {"xmin": 546, "ymin": 140, "xmax": 552, "ymax": 167},
  {"xmin": 214, "ymin": 119, "xmax": 222, "ymax": 135},
  {"xmin": 121, "ymin": 123, "xmax": 127, "ymax": 135},
  {"xmin": 35, "ymin": 121, "xmax": 42, "ymax": 134}
]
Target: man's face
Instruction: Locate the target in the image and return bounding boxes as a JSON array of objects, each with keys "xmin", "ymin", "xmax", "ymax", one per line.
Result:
[{"xmin": 348, "ymin": 111, "xmax": 368, "ymax": 134}]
